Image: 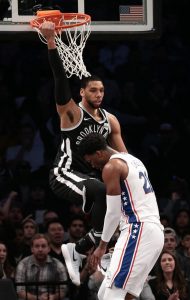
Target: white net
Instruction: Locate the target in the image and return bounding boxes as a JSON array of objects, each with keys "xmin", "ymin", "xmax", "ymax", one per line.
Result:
[{"xmin": 32, "ymin": 14, "xmax": 91, "ymax": 79}]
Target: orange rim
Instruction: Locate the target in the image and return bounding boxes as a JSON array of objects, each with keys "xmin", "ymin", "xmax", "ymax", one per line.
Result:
[{"xmin": 30, "ymin": 11, "xmax": 91, "ymax": 30}]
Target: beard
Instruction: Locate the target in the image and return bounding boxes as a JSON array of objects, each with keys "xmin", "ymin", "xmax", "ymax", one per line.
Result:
[{"xmin": 86, "ymin": 99, "xmax": 102, "ymax": 109}]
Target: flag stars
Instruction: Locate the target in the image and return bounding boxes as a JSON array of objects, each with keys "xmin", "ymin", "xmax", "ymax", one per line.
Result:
[
  {"xmin": 133, "ymin": 229, "xmax": 138, "ymax": 234},
  {"xmin": 134, "ymin": 224, "xmax": 139, "ymax": 229},
  {"xmin": 132, "ymin": 235, "xmax": 136, "ymax": 239},
  {"xmin": 124, "ymin": 201, "xmax": 128, "ymax": 206}
]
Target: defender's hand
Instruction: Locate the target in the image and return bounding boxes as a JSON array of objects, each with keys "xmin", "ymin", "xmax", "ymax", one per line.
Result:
[{"xmin": 90, "ymin": 246, "xmax": 106, "ymax": 269}]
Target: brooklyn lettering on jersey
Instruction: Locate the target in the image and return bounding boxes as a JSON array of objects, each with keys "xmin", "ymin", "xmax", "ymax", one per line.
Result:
[{"xmin": 76, "ymin": 123, "xmax": 110, "ymax": 145}]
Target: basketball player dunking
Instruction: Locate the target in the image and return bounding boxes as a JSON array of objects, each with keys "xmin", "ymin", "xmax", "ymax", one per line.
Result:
[{"xmin": 39, "ymin": 21, "xmax": 127, "ymax": 286}]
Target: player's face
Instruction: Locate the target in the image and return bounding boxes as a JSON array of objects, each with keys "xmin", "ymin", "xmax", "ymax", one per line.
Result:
[
  {"xmin": 80, "ymin": 81, "xmax": 104, "ymax": 108},
  {"xmin": 84, "ymin": 152, "xmax": 105, "ymax": 170},
  {"xmin": 160, "ymin": 253, "xmax": 175, "ymax": 273}
]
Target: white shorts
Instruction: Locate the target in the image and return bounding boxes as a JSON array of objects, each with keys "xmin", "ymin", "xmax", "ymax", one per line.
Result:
[{"xmin": 102, "ymin": 222, "xmax": 164, "ymax": 298}]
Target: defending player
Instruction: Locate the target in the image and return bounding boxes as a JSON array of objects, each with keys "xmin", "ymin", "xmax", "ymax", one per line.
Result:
[{"xmin": 79, "ymin": 133, "xmax": 164, "ymax": 300}]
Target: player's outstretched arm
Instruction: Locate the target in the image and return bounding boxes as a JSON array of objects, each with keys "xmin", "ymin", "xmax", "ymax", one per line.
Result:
[{"xmin": 40, "ymin": 21, "xmax": 80, "ymax": 126}]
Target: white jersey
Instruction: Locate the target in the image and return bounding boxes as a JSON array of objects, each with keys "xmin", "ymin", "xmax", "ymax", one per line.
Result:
[
  {"xmin": 99, "ymin": 153, "xmax": 164, "ymax": 298},
  {"xmin": 110, "ymin": 153, "xmax": 161, "ymax": 231}
]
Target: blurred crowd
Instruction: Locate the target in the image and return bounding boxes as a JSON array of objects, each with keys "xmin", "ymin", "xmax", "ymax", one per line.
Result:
[{"xmin": 1, "ymin": 0, "xmax": 190, "ymax": 299}]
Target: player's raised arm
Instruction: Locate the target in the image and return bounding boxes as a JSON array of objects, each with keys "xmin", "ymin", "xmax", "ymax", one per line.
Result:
[{"xmin": 39, "ymin": 21, "xmax": 80, "ymax": 127}]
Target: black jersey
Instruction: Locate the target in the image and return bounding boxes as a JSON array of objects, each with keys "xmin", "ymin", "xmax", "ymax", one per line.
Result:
[{"xmin": 53, "ymin": 103, "xmax": 111, "ymax": 177}]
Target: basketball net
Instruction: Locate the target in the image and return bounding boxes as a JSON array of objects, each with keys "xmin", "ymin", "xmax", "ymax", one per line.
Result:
[{"xmin": 31, "ymin": 11, "xmax": 91, "ymax": 79}]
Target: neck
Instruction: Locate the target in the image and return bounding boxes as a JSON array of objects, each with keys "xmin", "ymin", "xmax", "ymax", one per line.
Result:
[
  {"xmin": 164, "ymin": 272, "xmax": 173, "ymax": 282},
  {"xmin": 68, "ymin": 235, "xmax": 80, "ymax": 243},
  {"xmin": 80, "ymin": 101, "xmax": 99, "ymax": 117},
  {"xmin": 50, "ymin": 244, "xmax": 62, "ymax": 254},
  {"xmin": 107, "ymin": 146, "xmax": 118, "ymax": 156},
  {"xmin": 24, "ymin": 238, "xmax": 32, "ymax": 246},
  {"xmin": 34, "ymin": 256, "xmax": 47, "ymax": 266}
]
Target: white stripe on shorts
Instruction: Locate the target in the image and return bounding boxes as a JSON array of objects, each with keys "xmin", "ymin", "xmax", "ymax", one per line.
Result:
[{"xmin": 54, "ymin": 168, "xmax": 85, "ymax": 196}]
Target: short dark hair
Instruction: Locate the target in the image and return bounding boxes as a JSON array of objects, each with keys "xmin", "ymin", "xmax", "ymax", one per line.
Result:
[
  {"xmin": 181, "ymin": 229, "xmax": 190, "ymax": 240},
  {"xmin": 81, "ymin": 75, "xmax": 103, "ymax": 89},
  {"xmin": 79, "ymin": 133, "xmax": 107, "ymax": 156},
  {"xmin": 46, "ymin": 218, "xmax": 64, "ymax": 232},
  {"xmin": 68, "ymin": 214, "xmax": 86, "ymax": 227},
  {"xmin": 164, "ymin": 227, "xmax": 176, "ymax": 237}
]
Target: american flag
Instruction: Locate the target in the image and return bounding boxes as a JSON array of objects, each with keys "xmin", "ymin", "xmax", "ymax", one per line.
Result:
[{"xmin": 119, "ymin": 5, "xmax": 144, "ymax": 22}]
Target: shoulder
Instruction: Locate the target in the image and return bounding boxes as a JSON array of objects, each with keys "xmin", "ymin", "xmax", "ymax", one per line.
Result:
[
  {"xmin": 102, "ymin": 158, "xmax": 123, "ymax": 181},
  {"xmin": 17, "ymin": 256, "xmax": 32, "ymax": 268},
  {"xmin": 21, "ymin": 255, "xmax": 32, "ymax": 263},
  {"xmin": 104, "ymin": 158, "xmax": 122, "ymax": 172},
  {"xmin": 106, "ymin": 113, "xmax": 122, "ymax": 134},
  {"xmin": 110, "ymin": 154, "xmax": 129, "ymax": 168},
  {"xmin": 107, "ymin": 112, "xmax": 119, "ymax": 123},
  {"xmin": 49, "ymin": 257, "xmax": 67, "ymax": 278},
  {"xmin": 148, "ymin": 277, "xmax": 157, "ymax": 290}
]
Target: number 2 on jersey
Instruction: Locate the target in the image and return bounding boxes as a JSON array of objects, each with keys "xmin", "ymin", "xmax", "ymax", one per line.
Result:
[{"xmin": 139, "ymin": 171, "xmax": 154, "ymax": 194}]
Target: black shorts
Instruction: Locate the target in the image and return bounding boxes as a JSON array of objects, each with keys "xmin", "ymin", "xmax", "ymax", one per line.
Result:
[{"xmin": 49, "ymin": 168, "xmax": 106, "ymax": 213}]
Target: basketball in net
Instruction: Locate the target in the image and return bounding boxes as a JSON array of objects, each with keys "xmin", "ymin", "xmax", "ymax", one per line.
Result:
[{"xmin": 30, "ymin": 10, "xmax": 91, "ymax": 79}]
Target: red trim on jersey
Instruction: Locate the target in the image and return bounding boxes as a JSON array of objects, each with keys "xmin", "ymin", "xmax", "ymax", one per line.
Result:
[
  {"xmin": 123, "ymin": 222, "xmax": 144, "ymax": 288},
  {"xmin": 110, "ymin": 224, "xmax": 132, "ymax": 286},
  {"xmin": 125, "ymin": 179, "xmax": 140, "ymax": 222}
]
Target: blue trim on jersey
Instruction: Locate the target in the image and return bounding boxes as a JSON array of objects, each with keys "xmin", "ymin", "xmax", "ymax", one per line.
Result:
[
  {"xmin": 121, "ymin": 180, "xmax": 138, "ymax": 223},
  {"xmin": 114, "ymin": 223, "xmax": 142, "ymax": 288}
]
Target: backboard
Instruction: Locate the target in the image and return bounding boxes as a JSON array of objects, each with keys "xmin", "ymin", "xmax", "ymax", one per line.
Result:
[{"xmin": 0, "ymin": 0, "xmax": 161, "ymax": 38}]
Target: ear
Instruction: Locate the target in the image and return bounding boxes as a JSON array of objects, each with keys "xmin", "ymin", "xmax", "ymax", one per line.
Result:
[
  {"xmin": 80, "ymin": 88, "xmax": 84, "ymax": 97},
  {"xmin": 96, "ymin": 150, "xmax": 103, "ymax": 158}
]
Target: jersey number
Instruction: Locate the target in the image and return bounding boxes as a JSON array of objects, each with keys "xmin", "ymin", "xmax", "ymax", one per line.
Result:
[{"xmin": 139, "ymin": 171, "xmax": 154, "ymax": 194}]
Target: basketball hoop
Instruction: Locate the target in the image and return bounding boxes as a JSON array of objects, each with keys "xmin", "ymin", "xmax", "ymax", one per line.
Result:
[{"xmin": 30, "ymin": 10, "xmax": 91, "ymax": 79}]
